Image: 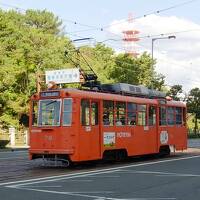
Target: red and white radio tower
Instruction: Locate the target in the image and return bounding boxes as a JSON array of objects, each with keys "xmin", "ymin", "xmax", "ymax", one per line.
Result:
[{"xmin": 122, "ymin": 13, "xmax": 140, "ymax": 57}]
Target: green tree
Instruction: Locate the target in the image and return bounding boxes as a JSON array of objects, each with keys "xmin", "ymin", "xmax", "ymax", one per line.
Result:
[
  {"xmin": 166, "ymin": 84, "xmax": 183, "ymax": 101},
  {"xmin": 149, "ymin": 73, "xmax": 165, "ymax": 91},
  {"xmin": 110, "ymin": 53, "xmax": 139, "ymax": 84},
  {"xmin": 109, "ymin": 52, "xmax": 165, "ymax": 90},
  {"xmin": 187, "ymin": 88, "xmax": 200, "ymax": 135},
  {"xmin": 0, "ymin": 9, "xmax": 74, "ymax": 128},
  {"xmin": 0, "ymin": 8, "xmax": 168, "ymax": 130},
  {"xmin": 75, "ymin": 43, "xmax": 115, "ymax": 83},
  {"xmin": 25, "ymin": 9, "xmax": 63, "ymax": 35}
]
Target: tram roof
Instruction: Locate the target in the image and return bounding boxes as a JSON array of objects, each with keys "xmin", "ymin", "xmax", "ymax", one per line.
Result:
[
  {"xmin": 32, "ymin": 88, "xmax": 185, "ymax": 107},
  {"xmin": 61, "ymin": 88, "xmax": 186, "ymax": 107}
]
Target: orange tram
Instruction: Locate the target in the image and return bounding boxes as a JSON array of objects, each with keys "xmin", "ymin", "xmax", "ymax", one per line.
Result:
[{"xmin": 29, "ymin": 83, "xmax": 187, "ymax": 164}]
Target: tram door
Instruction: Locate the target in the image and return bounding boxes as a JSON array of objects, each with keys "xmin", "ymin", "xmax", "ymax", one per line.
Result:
[
  {"xmin": 80, "ymin": 99, "xmax": 101, "ymax": 160},
  {"xmin": 146, "ymin": 105, "xmax": 157, "ymax": 153}
]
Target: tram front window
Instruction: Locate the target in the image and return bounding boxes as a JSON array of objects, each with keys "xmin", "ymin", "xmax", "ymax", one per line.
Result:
[{"xmin": 38, "ymin": 99, "xmax": 61, "ymax": 126}]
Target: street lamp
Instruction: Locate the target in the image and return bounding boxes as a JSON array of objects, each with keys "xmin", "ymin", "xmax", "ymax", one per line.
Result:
[{"xmin": 151, "ymin": 35, "xmax": 176, "ymax": 60}]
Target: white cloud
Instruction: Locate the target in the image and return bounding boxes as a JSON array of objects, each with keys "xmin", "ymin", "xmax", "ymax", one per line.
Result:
[{"xmin": 108, "ymin": 14, "xmax": 200, "ymax": 92}]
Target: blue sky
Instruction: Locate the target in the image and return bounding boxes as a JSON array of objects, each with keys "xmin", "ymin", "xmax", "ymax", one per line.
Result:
[
  {"xmin": 1, "ymin": 0, "xmax": 200, "ymax": 40},
  {"xmin": 1, "ymin": 0, "xmax": 199, "ymax": 22},
  {"xmin": 1, "ymin": 0, "xmax": 200, "ymax": 91}
]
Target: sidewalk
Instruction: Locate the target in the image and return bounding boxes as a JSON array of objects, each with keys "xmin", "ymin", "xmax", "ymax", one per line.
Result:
[{"xmin": 188, "ymin": 138, "xmax": 200, "ymax": 148}]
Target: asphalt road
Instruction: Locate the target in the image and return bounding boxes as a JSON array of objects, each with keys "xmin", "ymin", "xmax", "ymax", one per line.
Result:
[
  {"xmin": 0, "ymin": 139, "xmax": 200, "ymax": 200},
  {"xmin": 1, "ymin": 153, "xmax": 200, "ymax": 200},
  {"xmin": 0, "ymin": 150, "xmax": 76, "ymax": 183}
]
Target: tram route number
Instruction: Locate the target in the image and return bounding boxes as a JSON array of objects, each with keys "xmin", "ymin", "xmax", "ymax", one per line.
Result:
[
  {"xmin": 117, "ymin": 132, "xmax": 131, "ymax": 138},
  {"xmin": 45, "ymin": 135, "xmax": 53, "ymax": 141}
]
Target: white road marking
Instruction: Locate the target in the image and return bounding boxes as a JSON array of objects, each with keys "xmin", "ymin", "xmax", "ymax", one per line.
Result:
[
  {"xmin": 118, "ymin": 170, "xmax": 200, "ymax": 177},
  {"xmin": 1, "ymin": 154, "xmax": 200, "ymax": 187},
  {"xmin": 121, "ymin": 197, "xmax": 176, "ymax": 200},
  {"xmin": 6, "ymin": 169, "xmax": 121, "ymax": 188},
  {"xmin": 5, "ymin": 187, "xmax": 175, "ymax": 200},
  {"xmin": 59, "ymin": 180, "xmax": 93, "ymax": 182},
  {"xmin": 156, "ymin": 174, "xmax": 200, "ymax": 177},
  {"xmin": 11, "ymin": 187, "xmax": 115, "ymax": 199},
  {"xmin": 93, "ymin": 199, "xmax": 176, "ymax": 200},
  {"xmin": 20, "ymin": 185, "xmax": 62, "ymax": 188},
  {"xmin": 89, "ymin": 176, "xmax": 120, "ymax": 178},
  {"xmin": 118, "ymin": 199, "xmax": 176, "ymax": 200}
]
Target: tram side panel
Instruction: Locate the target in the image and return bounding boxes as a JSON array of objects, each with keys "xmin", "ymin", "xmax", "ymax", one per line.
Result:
[
  {"xmin": 101, "ymin": 104, "xmax": 159, "ymax": 158},
  {"xmin": 158, "ymin": 126, "xmax": 187, "ymax": 151}
]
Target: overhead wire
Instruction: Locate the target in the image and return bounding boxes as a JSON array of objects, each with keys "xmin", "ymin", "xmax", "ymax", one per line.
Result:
[
  {"xmin": 0, "ymin": 0, "xmax": 199, "ymax": 35},
  {"xmin": 1, "ymin": 1, "xmax": 200, "ymax": 46},
  {"xmin": 1, "ymin": 2, "xmax": 199, "ymax": 51},
  {"xmin": 57, "ymin": 0, "xmax": 200, "ymax": 34},
  {"xmin": 54, "ymin": 30, "xmax": 200, "ymax": 86},
  {"xmin": 102, "ymin": 0, "xmax": 199, "ymax": 29},
  {"xmin": 0, "ymin": 2, "xmax": 26, "ymax": 11},
  {"xmin": 80, "ymin": 49, "xmax": 140, "ymax": 75},
  {"xmin": 1, "ymin": 1, "xmax": 200, "ymax": 87},
  {"xmin": 65, "ymin": 0, "xmax": 200, "ymax": 43}
]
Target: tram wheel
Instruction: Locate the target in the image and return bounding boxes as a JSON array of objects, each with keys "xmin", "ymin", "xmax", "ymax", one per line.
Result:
[
  {"xmin": 159, "ymin": 145, "xmax": 170, "ymax": 157},
  {"xmin": 103, "ymin": 149, "xmax": 128, "ymax": 161}
]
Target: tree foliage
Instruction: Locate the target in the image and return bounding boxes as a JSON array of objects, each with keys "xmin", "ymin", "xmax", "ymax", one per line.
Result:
[
  {"xmin": 0, "ymin": 9, "xmax": 73, "ymax": 128},
  {"xmin": 166, "ymin": 84, "xmax": 183, "ymax": 101},
  {"xmin": 187, "ymin": 88, "xmax": 200, "ymax": 134},
  {"xmin": 77, "ymin": 43, "xmax": 115, "ymax": 83},
  {"xmin": 109, "ymin": 52, "xmax": 165, "ymax": 90},
  {"xmin": 0, "ymin": 9, "xmax": 167, "ymax": 129},
  {"xmin": 25, "ymin": 9, "xmax": 63, "ymax": 35}
]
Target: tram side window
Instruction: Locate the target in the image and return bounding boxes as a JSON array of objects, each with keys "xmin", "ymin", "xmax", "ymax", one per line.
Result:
[
  {"xmin": 137, "ymin": 105, "xmax": 147, "ymax": 126},
  {"xmin": 32, "ymin": 101, "xmax": 38, "ymax": 126},
  {"xmin": 149, "ymin": 106, "xmax": 156, "ymax": 126},
  {"xmin": 159, "ymin": 106, "xmax": 167, "ymax": 125},
  {"xmin": 115, "ymin": 102, "xmax": 126, "ymax": 126},
  {"xmin": 91, "ymin": 102, "xmax": 98, "ymax": 125},
  {"xmin": 167, "ymin": 107, "xmax": 175, "ymax": 125},
  {"xmin": 127, "ymin": 103, "xmax": 137, "ymax": 125},
  {"xmin": 81, "ymin": 99, "xmax": 90, "ymax": 126},
  {"xmin": 176, "ymin": 107, "xmax": 182, "ymax": 125},
  {"xmin": 103, "ymin": 100, "xmax": 114, "ymax": 126},
  {"xmin": 62, "ymin": 99, "xmax": 72, "ymax": 126}
]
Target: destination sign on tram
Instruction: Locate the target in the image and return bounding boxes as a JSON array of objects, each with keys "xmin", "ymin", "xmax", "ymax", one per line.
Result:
[
  {"xmin": 40, "ymin": 91, "xmax": 60, "ymax": 97},
  {"xmin": 45, "ymin": 68, "xmax": 80, "ymax": 84}
]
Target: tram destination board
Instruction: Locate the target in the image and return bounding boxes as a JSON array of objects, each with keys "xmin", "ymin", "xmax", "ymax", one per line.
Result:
[{"xmin": 40, "ymin": 91, "xmax": 60, "ymax": 97}]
